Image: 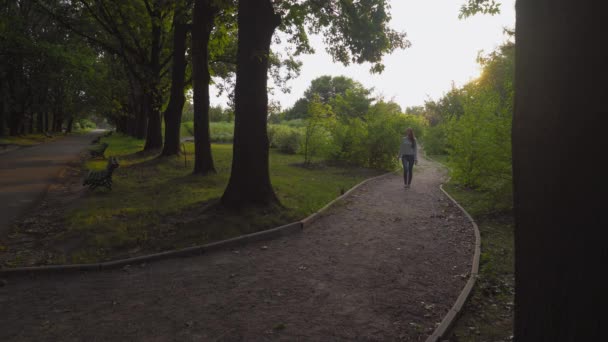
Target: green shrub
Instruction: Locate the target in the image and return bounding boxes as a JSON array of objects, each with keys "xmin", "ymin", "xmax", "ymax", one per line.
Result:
[
  {"xmin": 78, "ymin": 118, "xmax": 97, "ymax": 130},
  {"xmin": 423, "ymin": 124, "xmax": 448, "ymax": 155},
  {"xmin": 269, "ymin": 125, "xmax": 303, "ymax": 154},
  {"xmin": 180, "ymin": 121, "xmax": 234, "ymax": 143}
]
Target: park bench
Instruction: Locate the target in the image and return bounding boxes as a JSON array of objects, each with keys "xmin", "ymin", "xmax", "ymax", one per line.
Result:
[
  {"xmin": 89, "ymin": 142, "xmax": 109, "ymax": 158},
  {"xmin": 83, "ymin": 157, "xmax": 119, "ymax": 190}
]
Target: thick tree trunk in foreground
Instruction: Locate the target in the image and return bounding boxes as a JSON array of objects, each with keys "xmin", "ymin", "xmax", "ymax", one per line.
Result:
[
  {"xmin": 191, "ymin": 0, "xmax": 216, "ymax": 174},
  {"xmin": 161, "ymin": 19, "xmax": 188, "ymax": 157},
  {"xmin": 221, "ymin": 0, "xmax": 281, "ymax": 208},
  {"xmin": 513, "ymin": 1, "xmax": 606, "ymax": 341}
]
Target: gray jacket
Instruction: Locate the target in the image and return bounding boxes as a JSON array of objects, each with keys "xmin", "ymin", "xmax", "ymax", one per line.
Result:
[{"xmin": 399, "ymin": 137, "xmax": 417, "ymax": 160}]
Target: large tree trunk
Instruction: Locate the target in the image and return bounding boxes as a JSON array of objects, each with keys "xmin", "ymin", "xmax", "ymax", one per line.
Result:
[
  {"xmin": 221, "ymin": 0, "xmax": 281, "ymax": 208},
  {"xmin": 143, "ymin": 89, "xmax": 163, "ymax": 150},
  {"xmin": 66, "ymin": 117, "xmax": 74, "ymax": 134},
  {"xmin": 36, "ymin": 111, "xmax": 43, "ymax": 133},
  {"xmin": 513, "ymin": 1, "xmax": 605, "ymax": 341},
  {"xmin": 191, "ymin": 0, "xmax": 216, "ymax": 174},
  {"xmin": 44, "ymin": 111, "xmax": 49, "ymax": 133},
  {"xmin": 161, "ymin": 13, "xmax": 188, "ymax": 157},
  {"xmin": 143, "ymin": 8, "xmax": 164, "ymax": 151}
]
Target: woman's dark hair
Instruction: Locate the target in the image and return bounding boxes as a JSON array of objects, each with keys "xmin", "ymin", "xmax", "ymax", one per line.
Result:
[{"xmin": 406, "ymin": 128, "xmax": 416, "ymax": 148}]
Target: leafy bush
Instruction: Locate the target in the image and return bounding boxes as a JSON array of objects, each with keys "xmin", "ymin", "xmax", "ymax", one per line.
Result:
[
  {"xmin": 180, "ymin": 121, "xmax": 234, "ymax": 143},
  {"xmin": 423, "ymin": 124, "xmax": 448, "ymax": 155},
  {"xmin": 269, "ymin": 124, "xmax": 303, "ymax": 154},
  {"xmin": 445, "ymin": 87, "xmax": 512, "ymax": 195},
  {"xmin": 78, "ymin": 118, "xmax": 97, "ymax": 130}
]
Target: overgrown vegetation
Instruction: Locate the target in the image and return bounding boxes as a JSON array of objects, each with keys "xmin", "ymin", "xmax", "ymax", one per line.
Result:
[{"xmin": 423, "ymin": 41, "xmax": 514, "ymax": 211}]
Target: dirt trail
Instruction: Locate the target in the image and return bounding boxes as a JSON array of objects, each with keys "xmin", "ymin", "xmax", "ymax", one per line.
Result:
[
  {"xmin": 0, "ymin": 156, "xmax": 475, "ymax": 341},
  {"xmin": 0, "ymin": 130, "xmax": 104, "ymax": 237}
]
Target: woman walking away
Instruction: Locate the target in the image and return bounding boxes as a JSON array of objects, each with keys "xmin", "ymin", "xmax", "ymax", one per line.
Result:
[{"xmin": 399, "ymin": 128, "xmax": 418, "ymax": 188}]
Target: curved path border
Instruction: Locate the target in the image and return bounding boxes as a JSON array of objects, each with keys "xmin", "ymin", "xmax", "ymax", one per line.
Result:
[
  {"xmin": 0, "ymin": 172, "xmax": 393, "ymax": 276},
  {"xmin": 424, "ymin": 156, "xmax": 482, "ymax": 342}
]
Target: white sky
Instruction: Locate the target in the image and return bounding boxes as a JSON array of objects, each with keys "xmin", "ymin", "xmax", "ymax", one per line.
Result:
[{"xmin": 210, "ymin": 0, "xmax": 516, "ymax": 111}]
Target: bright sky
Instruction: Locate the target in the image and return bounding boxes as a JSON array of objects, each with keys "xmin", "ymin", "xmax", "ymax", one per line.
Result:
[{"xmin": 210, "ymin": 0, "xmax": 516, "ymax": 111}]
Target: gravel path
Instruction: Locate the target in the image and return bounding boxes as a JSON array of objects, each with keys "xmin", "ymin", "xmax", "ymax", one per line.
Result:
[
  {"xmin": 0, "ymin": 130, "xmax": 104, "ymax": 237},
  {"xmin": 0, "ymin": 156, "xmax": 475, "ymax": 341}
]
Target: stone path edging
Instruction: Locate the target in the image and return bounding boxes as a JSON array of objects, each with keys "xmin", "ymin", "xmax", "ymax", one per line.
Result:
[
  {"xmin": 424, "ymin": 183, "xmax": 481, "ymax": 342},
  {"xmin": 0, "ymin": 172, "xmax": 393, "ymax": 276}
]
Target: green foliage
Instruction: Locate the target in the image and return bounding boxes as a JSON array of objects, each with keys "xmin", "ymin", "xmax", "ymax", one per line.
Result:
[
  {"xmin": 279, "ymin": 0, "xmax": 410, "ymax": 73},
  {"xmin": 181, "ymin": 121, "xmax": 235, "ymax": 143},
  {"xmin": 433, "ymin": 42, "xmax": 514, "ymax": 209},
  {"xmin": 459, "ymin": 0, "xmax": 502, "ymax": 19},
  {"xmin": 303, "ymin": 95, "xmax": 335, "ymax": 164},
  {"xmin": 423, "ymin": 124, "xmax": 448, "ymax": 155},
  {"xmin": 268, "ymin": 124, "xmax": 303, "ymax": 154},
  {"xmin": 284, "ymin": 75, "xmax": 374, "ymax": 121},
  {"xmin": 77, "ymin": 118, "xmax": 97, "ymax": 130}
]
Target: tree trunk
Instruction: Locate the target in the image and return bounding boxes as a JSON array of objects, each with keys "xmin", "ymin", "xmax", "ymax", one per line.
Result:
[
  {"xmin": 161, "ymin": 15, "xmax": 188, "ymax": 157},
  {"xmin": 66, "ymin": 117, "xmax": 74, "ymax": 134},
  {"xmin": 36, "ymin": 111, "xmax": 43, "ymax": 133},
  {"xmin": 44, "ymin": 111, "xmax": 49, "ymax": 133},
  {"xmin": 143, "ymin": 7, "xmax": 164, "ymax": 151},
  {"xmin": 191, "ymin": 0, "xmax": 216, "ymax": 174},
  {"xmin": 221, "ymin": 0, "xmax": 281, "ymax": 208},
  {"xmin": 513, "ymin": 1, "xmax": 605, "ymax": 341},
  {"xmin": 0, "ymin": 105, "xmax": 4, "ymax": 136},
  {"xmin": 27, "ymin": 113, "xmax": 33, "ymax": 134},
  {"xmin": 143, "ymin": 89, "xmax": 163, "ymax": 150}
]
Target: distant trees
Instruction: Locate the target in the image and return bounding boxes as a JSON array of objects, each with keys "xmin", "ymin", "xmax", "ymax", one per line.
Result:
[
  {"xmin": 0, "ymin": 0, "xmax": 103, "ymax": 136},
  {"xmin": 421, "ymin": 41, "xmax": 514, "ymax": 210},
  {"xmin": 269, "ymin": 75, "xmax": 427, "ymax": 170},
  {"xmin": 283, "ymin": 76, "xmax": 374, "ymax": 121}
]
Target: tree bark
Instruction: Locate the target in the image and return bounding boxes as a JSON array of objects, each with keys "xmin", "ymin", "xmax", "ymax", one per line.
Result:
[
  {"xmin": 44, "ymin": 111, "xmax": 49, "ymax": 133},
  {"xmin": 66, "ymin": 117, "xmax": 74, "ymax": 134},
  {"xmin": 36, "ymin": 111, "xmax": 43, "ymax": 133},
  {"xmin": 161, "ymin": 14, "xmax": 188, "ymax": 157},
  {"xmin": 513, "ymin": 1, "xmax": 606, "ymax": 341},
  {"xmin": 143, "ymin": 89, "xmax": 163, "ymax": 150},
  {"xmin": 191, "ymin": 0, "xmax": 216, "ymax": 174},
  {"xmin": 221, "ymin": 0, "xmax": 281, "ymax": 208},
  {"xmin": 143, "ymin": 6, "xmax": 164, "ymax": 151}
]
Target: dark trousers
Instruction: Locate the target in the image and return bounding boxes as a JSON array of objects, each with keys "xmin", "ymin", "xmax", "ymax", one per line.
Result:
[{"xmin": 401, "ymin": 155, "xmax": 415, "ymax": 185}]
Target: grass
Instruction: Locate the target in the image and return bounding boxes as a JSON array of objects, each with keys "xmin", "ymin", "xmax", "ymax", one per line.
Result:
[
  {"xmin": 0, "ymin": 129, "xmax": 93, "ymax": 147},
  {"xmin": 37, "ymin": 133, "xmax": 382, "ymax": 264},
  {"xmin": 0, "ymin": 133, "xmax": 62, "ymax": 146},
  {"xmin": 430, "ymin": 154, "xmax": 514, "ymax": 342},
  {"xmin": 180, "ymin": 121, "xmax": 235, "ymax": 143}
]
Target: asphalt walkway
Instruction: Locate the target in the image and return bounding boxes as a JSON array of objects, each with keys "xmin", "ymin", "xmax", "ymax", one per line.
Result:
[{"xmin": 0, "ymin": 130, "xmax": 104, "ymax": 237}]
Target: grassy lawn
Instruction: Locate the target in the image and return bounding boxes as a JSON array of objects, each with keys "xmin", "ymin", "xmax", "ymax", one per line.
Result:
[
  {"xmin": 0, "ymin": 133, "xmax": 63, "ymax": 146},
  {"xmin": 430, "ymin": 155, "xmax": 514, "ymax": 342},
  {"xmin": 14, "ymin": 133, "xmax": 382, "ymax": 265},
  {"xmin": 0, "ymin": 129, "xmax": 93, "ymax": 147}
]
